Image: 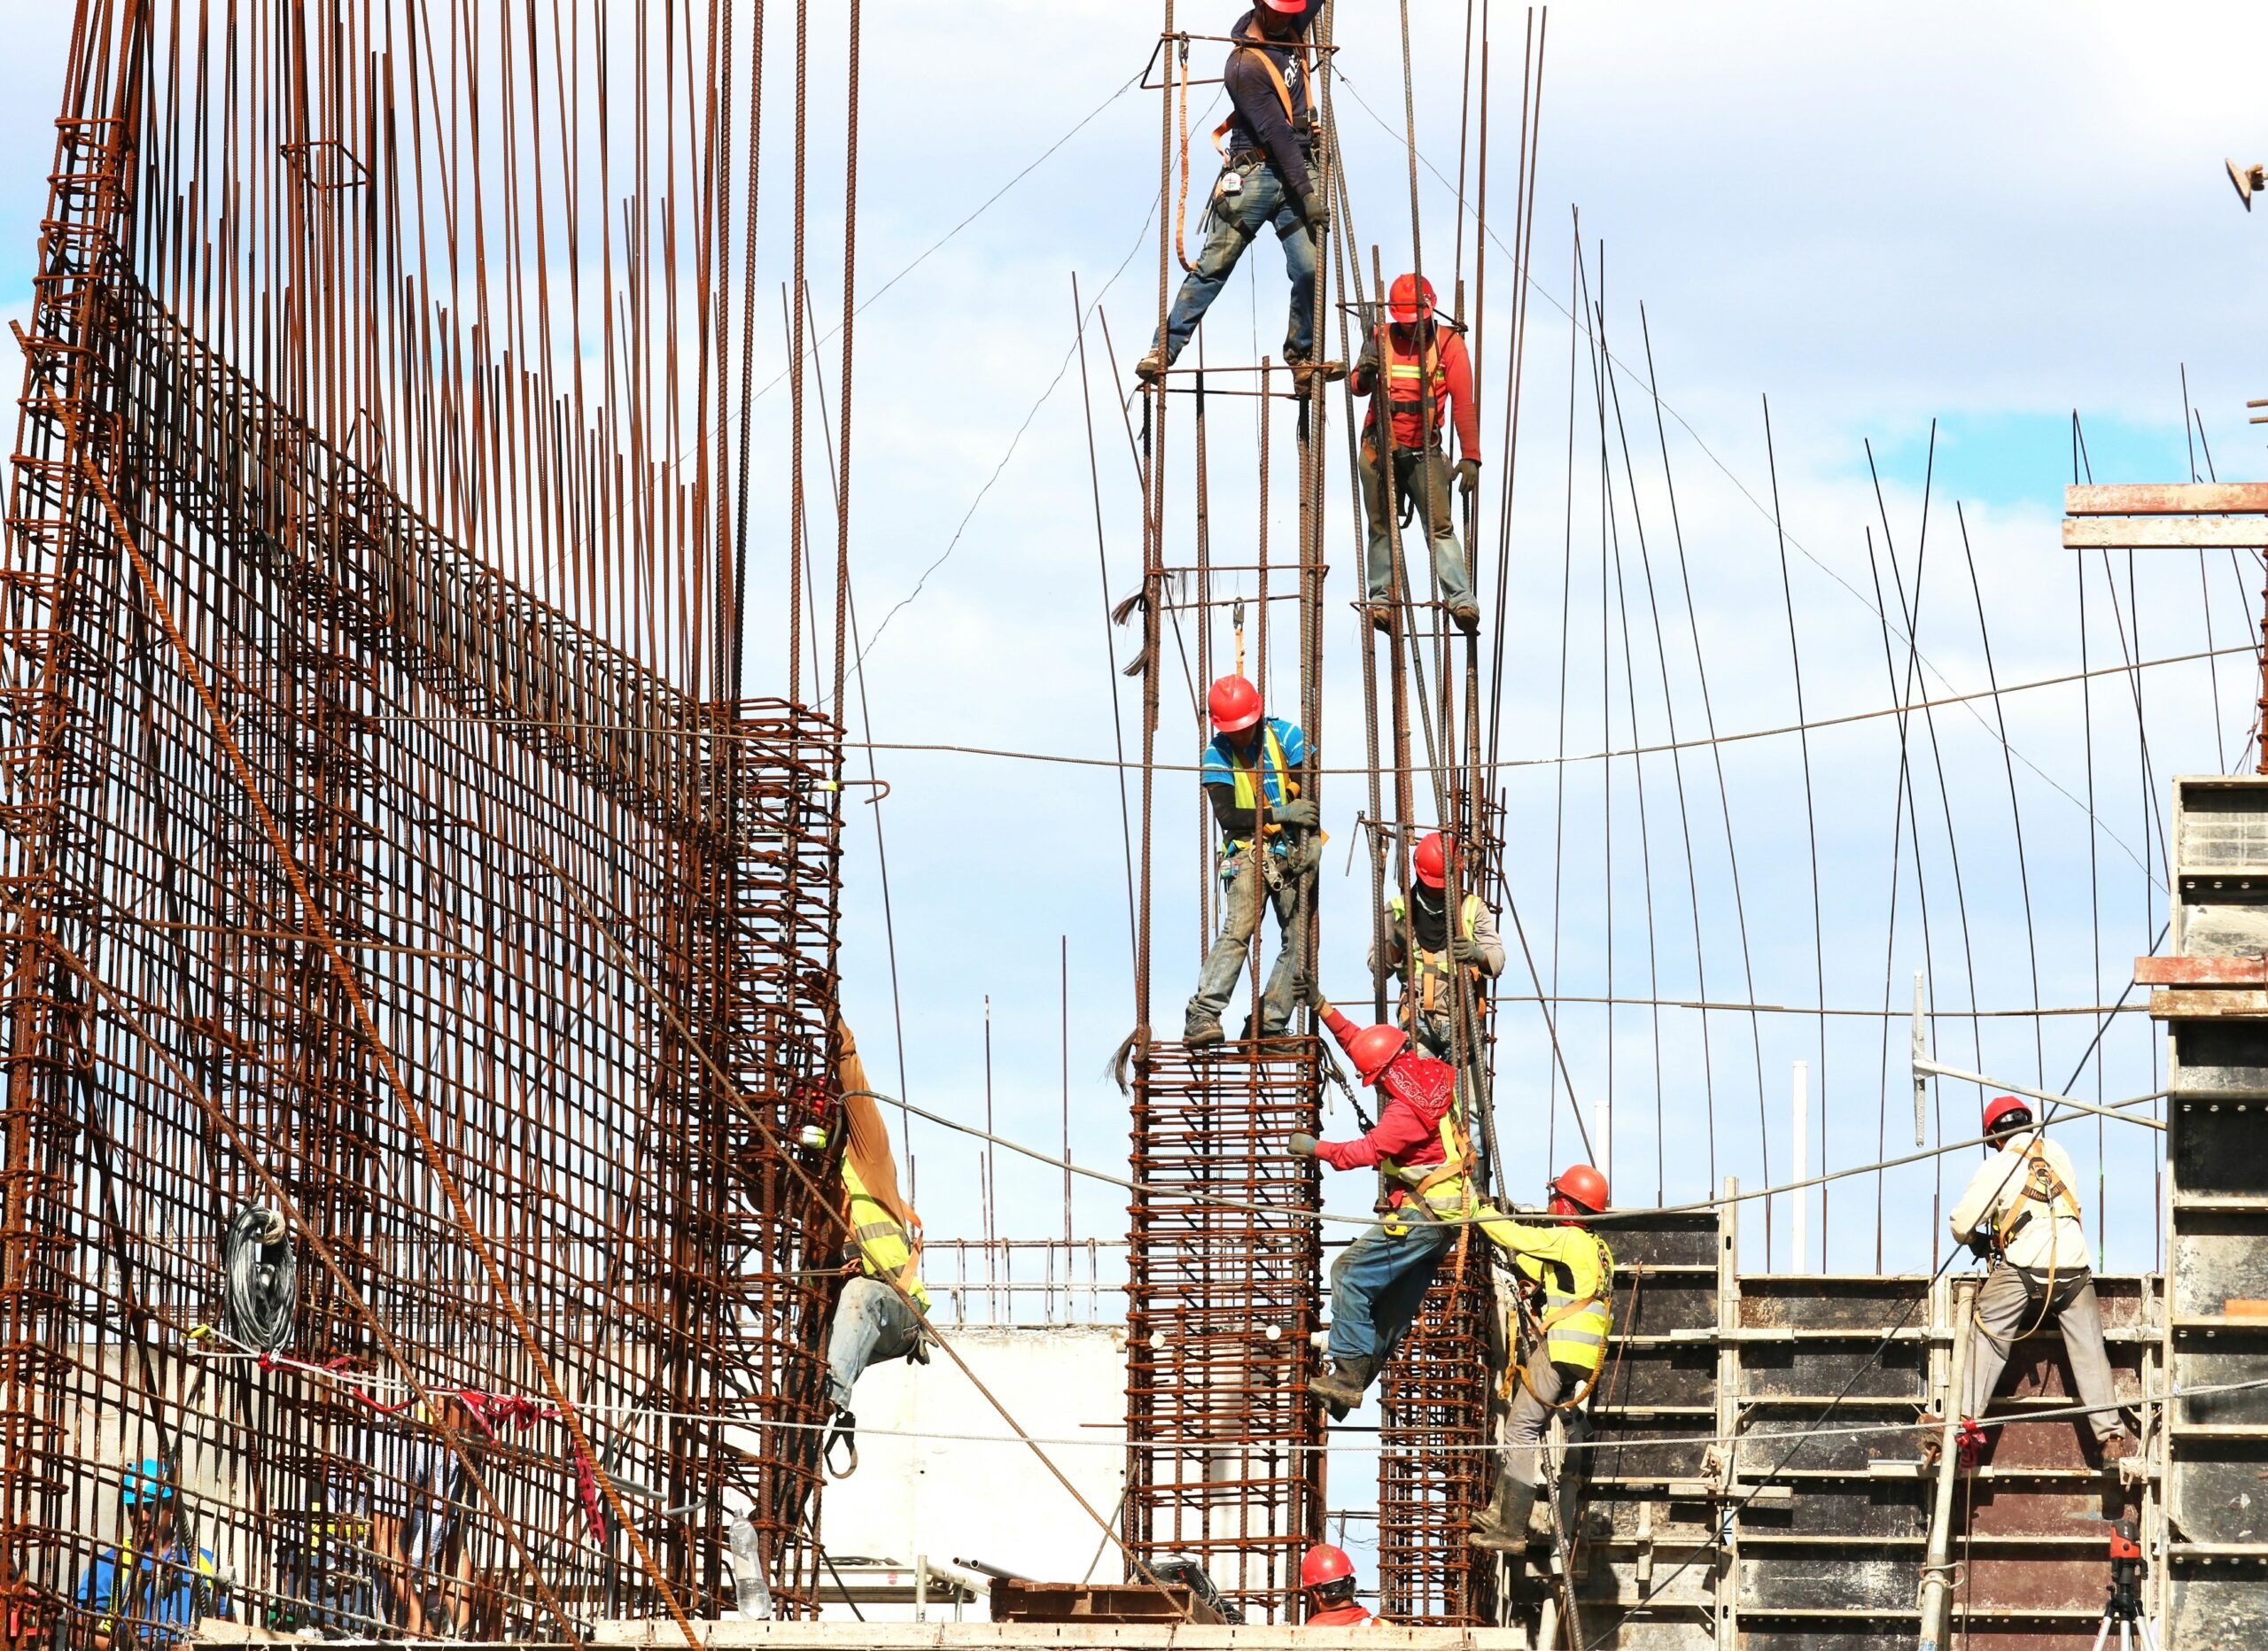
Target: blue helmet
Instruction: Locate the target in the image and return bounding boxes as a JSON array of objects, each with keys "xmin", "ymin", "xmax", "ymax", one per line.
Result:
[{"xmin": 121, "ymin": 1460, "xmax": 174, "ymax": 1507}]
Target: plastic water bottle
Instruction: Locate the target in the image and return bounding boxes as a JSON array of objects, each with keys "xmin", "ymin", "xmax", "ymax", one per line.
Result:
[{"xmin": 727, "ymin": 1516, "xmax": 773, "ymax": 1620}]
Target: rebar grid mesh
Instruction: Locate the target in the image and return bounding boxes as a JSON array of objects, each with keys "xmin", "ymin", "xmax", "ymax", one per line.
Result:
[
  {"xmin": 0, "ymin": 45, "xmax": 845, "ymax": 1649},
  {"xmin": 1123, "ymin": 1040, "xmax": 1325, "ymax": 1623},
  {"xmin": 1376, "ymin": 1229, "xmax": 1497, "ymax": 1625}
]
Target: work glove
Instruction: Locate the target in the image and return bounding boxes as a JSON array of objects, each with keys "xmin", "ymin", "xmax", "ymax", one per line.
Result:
[
  {"xmin": 1298, "ymin": 189, "xmax": 1330, "ymax": 236},
  {"xmin": 1456, "ymin": 457, "xmax": 1481, "ymax": 500},
  {"xmin": 1272, "ymin": 797, "xmax": 1320, "ymax": 830},
  {"xmin": 1967, "ymin": 1235, "xmax": 1996, "ymax": 1264},
  {"xmin": 1288, "ymin": 1132, "xmax": 1319, "ymax": 1159},
  {"xmin": 1449, "ymin": 935, "xmax": 1487, "ymax": 965}
]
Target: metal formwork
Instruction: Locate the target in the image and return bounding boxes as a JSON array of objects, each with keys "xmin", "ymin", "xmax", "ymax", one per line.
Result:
[{"xmin": 1123, "ymin": 1040, "xmax": 1325, "ymax": 1621}]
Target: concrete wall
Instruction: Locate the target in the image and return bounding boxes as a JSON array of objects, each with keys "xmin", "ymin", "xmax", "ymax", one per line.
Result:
[{"xmin": 816, "ymin": 1326, "xmax": 1127, "ymax": 1621}]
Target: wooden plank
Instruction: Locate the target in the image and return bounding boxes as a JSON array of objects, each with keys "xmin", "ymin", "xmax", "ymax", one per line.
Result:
[
  {"xmin": 2066, "ymin": 482, "xmax": 2268, "ymax": 515},
  {"xmin": 2149, "ymin": 988, "xmax": 2268, "ymax": 1019},
  {"xmin": 2063, "ymin": 516, "xmax": 2268, "ymax": 549},
  {"xmin": 2135, "ymin": 955, "xmax": 2268, "ymax": 986}
]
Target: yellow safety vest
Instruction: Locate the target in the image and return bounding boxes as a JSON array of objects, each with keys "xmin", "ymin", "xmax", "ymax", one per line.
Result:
[
  {"xmin": 843, "ymin": 1160, "xmax": 928, "ymax": 1311},
  {"xmin": 1510, "ymin": 1229, "xmax": 1615, "ymax": 1373},
  {"xmin": 1220, "ymin": 724, "xmax": 1293, "ymax": 860},
  {"xmin": 1386, "ymin": 891, "xmax": 1487, "ymax": 1017},
  {"xmin": 1377, "ymin": 1081, "xmax": 1479, "ymax": 1217}
]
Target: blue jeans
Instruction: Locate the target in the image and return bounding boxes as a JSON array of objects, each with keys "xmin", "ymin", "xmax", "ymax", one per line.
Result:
[
  {"xmin": 1186, "ymin": 848, "xmax": 1310, "ymax": 1035},
  {"xmin": 1153, "ymin": 160, "xmax": 1317, "ymax": 366},
  {"xmin": 1361, "ymin": 438, "xmax": 1471, "ymax": 608},
  {"xmin": 825, "ymin": 1275, "xmax": 924, "ymax": 1412},
  {"xmin": 1326, "ymin": 1217, "xmax": 1458, "ymax": 1363}
]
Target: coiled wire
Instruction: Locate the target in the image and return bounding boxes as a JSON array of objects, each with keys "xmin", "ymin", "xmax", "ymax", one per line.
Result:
[{"xmin": 221, "ymin": 1203, "xmax": 297, "ymax": 1352}]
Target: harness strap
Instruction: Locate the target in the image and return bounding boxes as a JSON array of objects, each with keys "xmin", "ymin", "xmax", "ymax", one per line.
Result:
[
  {"xmin": 1994, "ymin": 1141, "xmax": 2082, "ymax": 1247},
  {"xmin": 1211, "ymin": 23, "xmax": 1310, "ymax": 152}
]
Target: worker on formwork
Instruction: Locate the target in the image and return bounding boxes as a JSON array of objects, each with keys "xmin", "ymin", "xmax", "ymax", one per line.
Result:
[
  {"xmin": 1940, "ymin": 1095, "xmax": 2138, "ymax": 1462},
  {"xmin": 1370, "ymin": 830, "xmax": 1503, "ymax": 1059},
  {"xmin": 1350, "ymin": 274, "xmax": 1483, "ymax": 634},
  {"xmin": 1298, "ymin": 1543, "xmax": 1373, "ymax": 1627},
  {"xmin": 77, "ymin": 1460, "xmax": 229, "ymax": 1651},
  {"xmin": 1468, "ymin": 1166, "xmax": 1615, "ymax": 1554},
  {"xmin": 1137, "ymin": 1, "xmax": 1339, "ymax": 387},
  {"xmin": 1293, "ymin": 1000, "xmax": 1472, "ymax": 1410},
  {"xmin": 823, "ymin": 1021, "xmax": 932, "ymax": 1465},
  {"xmin": 1186, "ymin": 674, "xmax": 1317, "ymax": 1046}
]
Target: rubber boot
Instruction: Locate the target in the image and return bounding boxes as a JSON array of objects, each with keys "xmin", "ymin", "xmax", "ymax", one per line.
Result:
[
  {"xmin": 1466, "ymin": 1477, "xmax": 1537, "ymax": 1553},
  {"xmin": 1308, "ymin": 1354, "xmax": 1378, "ymax": 1411}
]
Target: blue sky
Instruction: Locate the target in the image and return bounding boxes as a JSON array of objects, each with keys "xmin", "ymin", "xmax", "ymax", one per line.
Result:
[{"xmin": 4, "ymin": 1, "xmax": 2262, "ymax": 1295}]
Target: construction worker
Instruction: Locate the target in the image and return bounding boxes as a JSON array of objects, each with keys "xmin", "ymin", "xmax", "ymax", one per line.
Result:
[
  {"xmin": 1293, "ymin": 999, "xmax": 1471, "ymax": 1410},
  {"xmin": 1186, "ymin": 673, "xmax": 1316, "ymax": 1045},
  {"xmin": 1370, "ymin": 830, "xmax": 1503, "ymax": 1059},
  {"xmin": 1351, "ymin": 274, "xmax": 1482, "ymax": 632},
  {"xmin": 1137, "ymin": 1, "xmax": 1334, "ymax": 386},
  {"xmin": 1468, "ymin": 1166, "xmax": 1614, "ymax": 1554},
  {"xmin": 1298, "ymin": 1543, "xmax": 1373, "ymax": 1627},
  {"xmin": 77, "ymin": 1460, "xmax": 228, "ymax": 1651},
  {"xmin": 1943, "ymin": 1094, "xmax": 2138, "ymax": 1462},
  {"xmin": 823, "ymin": 1020, "xmax": 931, "ymax": 1463}
]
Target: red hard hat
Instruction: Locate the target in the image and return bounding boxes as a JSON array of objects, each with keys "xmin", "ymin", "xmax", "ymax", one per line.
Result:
[
  {"xmin": 1982, "ymin": 1094, "xmax": 2032, "ymax": 1136},
  {"xmin": 1549, "ymin": 1163, "xmax": 1610, "ymax": 1214},
  {"xmin": 1259, "ymin": 0, "xmax": 1306, "ymax": 11},
  {"xmin": 1208, "ymin": 674, "xmax": 1262, "ymax": 734},
  {"xmin": 1347, "ymin": 1021, "xmax": 1409, "ymax": 1087},
  {"xmin": 1387, "ymin": 273, "xmax": 1437, "ymax": 327},
  {"xmin": 1301, "ymin": 1543, "xmax": 1354, "ymax": 1589},
  {"xmin": 1412, "ymin": 831, "xmax": 1449, "ymax": 890}
]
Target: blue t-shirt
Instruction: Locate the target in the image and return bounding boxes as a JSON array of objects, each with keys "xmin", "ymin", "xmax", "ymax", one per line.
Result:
[
  {"xmin": 77, "ymin": 1541, "xmax": 225, "ymax": 1643},
  {"xmin": 1201, "ymin": 717, "xmax": 1309, "ymax": 856}
]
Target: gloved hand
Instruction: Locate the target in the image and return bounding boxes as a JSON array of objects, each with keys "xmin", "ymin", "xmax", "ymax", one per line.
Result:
[
  {"xmin": 1967, "ymin": 1235, "xmax": 1996, "ymax": 1264},
  {"xmin": 1457, "ymin": 457, "xmax": 1481, "ymax": 500},
  {"xmin": 1298, "ymin": 189, "xmax": 1330, "ymax": 236},
  {"xmin": 1272, "ymin": 797, "xmax": 1320, "ymax": 829},
  {"xmin": 1288, "ymin": 1132, "xmax": 1319, "ymax": 1159},
  {"xmin": 1449, "ymin": 935, "xmax": 1487, "ymax": 965}
]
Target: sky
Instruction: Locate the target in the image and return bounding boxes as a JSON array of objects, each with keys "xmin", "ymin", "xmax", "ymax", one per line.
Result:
[{"xmin": 2, "ymin": 1, "xmax": 2262, "ymax": 1294}]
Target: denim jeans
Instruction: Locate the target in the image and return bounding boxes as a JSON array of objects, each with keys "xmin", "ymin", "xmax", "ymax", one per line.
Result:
[
  {"xmin": 825, "ymin": 1275, "xmax": 924, "ymax": 1412},
  {"xmin": 1325, "ymin": 1217, "xmax": 1458, "ymax": 1363},
  {"xmin": 1361, "ymin": 438, "xmax": 1471, "ymax": 608},
  {"xmin": 1152, "ymin": 159, "xmax": 1317, "ymax": 366},
  {"xmin": 1186, "ymin": 849, "xmax": 1309, "ymax": 1036}
]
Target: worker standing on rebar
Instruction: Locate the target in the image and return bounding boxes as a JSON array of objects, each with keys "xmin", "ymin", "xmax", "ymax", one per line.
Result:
[
  {"xmin": 1942, "ymin": 1095, "xmax": 2138, "ymax": 1463},
  {"xmin": 1297, "ymin": 1543, "xmax": 1374, "ymax": 1627},
  {"xmin": 822, "ymin": 1020, "xmax": 932, "ymax": 1466},
  {"xmin": 1136, "ymin": 0, "xmax": 1336, "ymax": 387},
  {"xmin": 1186, "ymin": 673, "xmax": 1316, "ymax": 1046},
  {"xmin": 1293, "ymin": 999, "xmax": 1472, "ymax": 1411},
  {"xmin": 77, "ymin": 1461, "xmax": 229, "ymax": 1651},
  {"xmin": 1370, "ymin": 830, "xmax": 1503, "ymax": 1059},
  {"xmin": 1468, "ymin": 1167, "xmax": 1614, "ymax": 1555},
  {"xmin": 1351, "ymin": 274, "xmax": 1483, "ymax": 634}
]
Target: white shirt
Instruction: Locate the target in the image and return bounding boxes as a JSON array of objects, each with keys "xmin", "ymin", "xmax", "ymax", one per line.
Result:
[{"xmin": 1948, "ymin": 1128, "xmax": 2089, "ymax": 1272}]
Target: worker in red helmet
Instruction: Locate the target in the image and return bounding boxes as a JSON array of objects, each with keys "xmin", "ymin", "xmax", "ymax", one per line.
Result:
[
  {"xmin": 1370, "ymin": 830, "xmax": 1503, "ymax": 1058},
  {"xmin": 1468, "ymin": 1167, "xmax": 1616, "ymax": 1555},
  {"xmin": 1292, "ymin": 996, "xmax": 1476, "ymax": 1410},
  {"xmin": 1185, "ymin": 674, "xmax": 1316, "ymax": 1046},
  {"xmin": 1349, "ymin": 272, "xmax": 1483, "ymax": 633},
  {"xmin": 1137, "ymin": 1, "xmax": 1341, "ymax": 388},
  {"xmin": 1298, "ymin": 1542, "xmax": 1373, "ymax": 1627},
  {"xmin": 1939, "ymin": 1095, "xmax": 2136, "ymax": 1463}
]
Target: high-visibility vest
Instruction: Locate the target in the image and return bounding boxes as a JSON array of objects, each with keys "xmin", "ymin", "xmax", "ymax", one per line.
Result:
[
  {"xmin": 843, "ymin": 1160, "xmax": 928, "ymax": 1311},
  {"xmin": 1371, "ymin": 328, "xmax": 1450, "ymax": 450},
  {"xmin": 1219, "ymin": 724, "xmax": 1293, "ymax": 859},
  {"xmin": 1514, "ymin": 1231, "xmax": 1615, "ymax": 1373},
  {"xmin": 91, "ymin": 1540, "xmax": 220, "ymax": 1636},
  {"xmin": 1378, "ymin": 1070, "xmax": 1478, "ymax": 1216},
  {"xmin": 1386, "ymin": 891, "xmax": 1487, "ymax": 1017},
  {"xmin": 1994, "ymin": 1138, "xmax": 2083, "ymax": 1251}
]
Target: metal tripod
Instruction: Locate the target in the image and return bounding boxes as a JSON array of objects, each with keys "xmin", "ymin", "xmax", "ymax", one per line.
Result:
[{"xmin": 2088, "ymin": 1520, "xmax": 2159, "ymax": 1651}]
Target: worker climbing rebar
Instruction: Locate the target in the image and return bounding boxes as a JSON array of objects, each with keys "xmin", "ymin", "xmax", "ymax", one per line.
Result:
[
  {"xmin": 1137, "ymin": 0, "xmax": 1339, "ymax": 387},
  {"xmin": 1185, "ymin": 673, "xmax": 1317, "ymax": 1045},
  {"xmin": 1351, "ymin": 273, "xmax": 1483, "ymax": 633},
  {"xmin": 1370, "ymin": 829, "xmax": 1504, "ymax": 1059}
]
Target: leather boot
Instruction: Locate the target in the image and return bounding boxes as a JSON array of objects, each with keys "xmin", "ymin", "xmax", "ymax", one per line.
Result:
[
  {"xmin": 1308, "ymin": 1355, "xmax": 1378, "ymax": 1410},
  {"xmin": 1467, "ymin": 1477, "xmax": 1537, "ymax": 1553}
]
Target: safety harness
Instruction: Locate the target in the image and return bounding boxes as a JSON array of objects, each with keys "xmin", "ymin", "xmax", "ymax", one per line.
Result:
[
  {"xmin": 1503, "ymin": 1230, "xmax": 1617, "ymax": 1410},
  {"xmin": 1377, "ymin": 1069, "xmax": 1478, "ymax": 1217},
  {"xmin": 843, "ymin": 1160, "xmax": 928, "ymax": 1311},
  {"xmin": 1209, "ymin": 19, "xmax": 1313, "ymax": 158},
  {"xmin": 1367, "ymin": 328, "xmax": 1450, "ymax": 449},
  {"xmin": 1386, "ymin": 890, "xmax": 1487, "ymax": 1019},
  {"xmin": 1217, "ymin": 723, "xmax": 1293, "ymax": 862},
  {"xmin": 1993, "ymin": 1138, "xmax": 2082, "ymax": 1252}
]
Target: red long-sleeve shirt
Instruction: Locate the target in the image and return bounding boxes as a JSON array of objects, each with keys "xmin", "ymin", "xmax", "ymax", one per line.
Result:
[
  {"xmin": 1355, "ymin": 324, "xmax": 1480, "ymax": 461},
  {"xmin": 1315, "ymin": 1006, "xmax": 1456, "ymax": 1205}
]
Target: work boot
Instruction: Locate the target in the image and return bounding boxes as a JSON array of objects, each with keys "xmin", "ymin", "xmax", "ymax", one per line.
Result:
[
  {"xmin": 1365, "ymin": 602, "xmax": 1394, "ymax": 635},
  {"xmin": 1286, "ymin": 356, "xmax": 1346, "ymax": 390},
  {"xmin": 2099, "ymin": 1430, "xmax": 2140, "ymax": 1464},
  {"xmin": 1449, "ymin": 601, "xmax": 1481, "ymax": 635},
  {"xmin": 1308, "ymin": 1355, "xmax": 1377, "ymax": 1410},
  {"xmin": 1135, "ymin": 348, "xmax": 1166, "ymax": 384},
  {"xmin": 1466, "ymin": 1477, "xmax": 1538, "ymax": 1554},
  {"xmin": 1184, "ymin": 1016, "xmax": 1225, "ymax": 1050}
]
